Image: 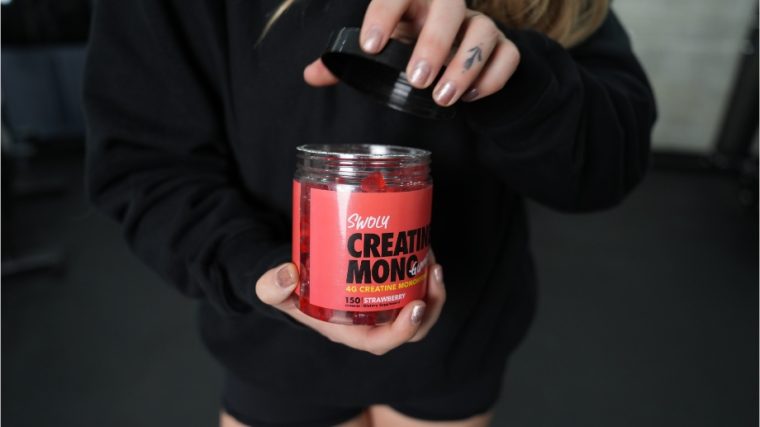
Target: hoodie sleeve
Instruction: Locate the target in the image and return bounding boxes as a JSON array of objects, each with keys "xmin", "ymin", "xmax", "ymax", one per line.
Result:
[
  {"xmin": 463, "ymin": 12, "xmax": 657, "ymax": 212},
  {"xmin": 83, "ymin": 0, "xmax": 291, "ymax": 317}
]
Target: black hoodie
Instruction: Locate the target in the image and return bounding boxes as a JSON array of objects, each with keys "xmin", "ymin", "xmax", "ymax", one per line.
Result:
[{"xmin": 84, "ymin": 0, "xmax": 656, "ymax": 405}]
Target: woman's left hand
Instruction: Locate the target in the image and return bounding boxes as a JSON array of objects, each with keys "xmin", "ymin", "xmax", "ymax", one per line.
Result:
[{"xmin": 304, "ymin": 0, "xmax": 520, "ymax": 106}]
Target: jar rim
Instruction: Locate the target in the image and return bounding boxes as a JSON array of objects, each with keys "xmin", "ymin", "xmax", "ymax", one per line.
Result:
[{"xmin": 296, "ymin": 144, "xmax": 430, "ymax": 160}]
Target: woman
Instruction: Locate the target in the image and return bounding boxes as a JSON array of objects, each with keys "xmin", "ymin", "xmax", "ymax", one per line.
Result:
[{"xmin": 84, "ymin": 0, "xmax": 656, "ymax": 426}]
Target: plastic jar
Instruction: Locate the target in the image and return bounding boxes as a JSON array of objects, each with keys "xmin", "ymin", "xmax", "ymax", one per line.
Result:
[{"xmin": 293, "ymin": 144, "xmax": 433, "ymax": 325}]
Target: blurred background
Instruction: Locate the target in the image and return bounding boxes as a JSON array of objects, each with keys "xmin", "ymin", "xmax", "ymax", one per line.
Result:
[{"xmin": 1, "ymin": 0, "xmax": 757, "ymax": 426}]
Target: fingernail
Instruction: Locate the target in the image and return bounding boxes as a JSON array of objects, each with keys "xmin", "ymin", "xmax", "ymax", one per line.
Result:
[
  {"xmin": 433, "ymin": 265, "xmax": 444, "ymax": 282},
  {"xmin": 433, "ymin": 81, "xmax": 456, "ymax": 106},
  {"xmin": 411, "ymin": 304, "xmax": 425, "ymax": 325},
  {"xmin": 409, "ymin": 60, "xmax": 431, "ymax": 87},
  {"xmin": 362, "ymin": 27, "xmax": 383, "ymax": 53},
  {"xmin": 461, "ymin": 88, "xmax": 479, "ymax": 102},
  {"xmin": 276, "ymin": 265, "xmax": 296, "ymax": 288}
]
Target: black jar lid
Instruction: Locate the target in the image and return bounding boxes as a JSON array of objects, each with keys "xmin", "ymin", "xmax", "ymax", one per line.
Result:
[{"xmin": 321, "ymin": 27, "xmax": 456, "ymax": 120}]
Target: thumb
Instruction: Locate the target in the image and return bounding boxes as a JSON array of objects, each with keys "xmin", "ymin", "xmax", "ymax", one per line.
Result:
[
  {"xmin": 255, "ymin": 263, "xmax": 298, "ymax": 307},
  {"xmin": 304, "ymin": 59, "xmax": 340, "ymax": 87}
]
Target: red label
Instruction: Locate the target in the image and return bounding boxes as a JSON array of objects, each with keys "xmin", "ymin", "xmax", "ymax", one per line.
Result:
[{"xmin": 307, "ymin": 186, "xmax": 432, "ymax": 311}]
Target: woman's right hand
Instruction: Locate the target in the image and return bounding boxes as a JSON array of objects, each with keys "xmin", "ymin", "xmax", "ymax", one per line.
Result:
[{"xmin": 254, "ymin": 258, "xmax": 446, "ymax": 356}]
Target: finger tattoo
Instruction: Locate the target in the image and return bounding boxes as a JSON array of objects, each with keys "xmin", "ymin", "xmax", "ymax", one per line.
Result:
[{"xmin": 463, "ymin": 45, "xmax": 483, "ymax": 71}]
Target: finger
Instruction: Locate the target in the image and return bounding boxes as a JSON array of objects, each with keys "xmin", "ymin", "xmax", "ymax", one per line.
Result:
[
  {"xmin": 406, "ymin": 0, "xmax": 467, "ymax": 88},
  {"xmin": 361, "ymin": 0, "xmax": 411, "ymax": 53},
  {"xmin": 410, "ymin": 264, "xmax": 446, "ymax": 342},
  {"xmin": 255, "ymin": 263, "xmax": 298, "ymax": 307},
  {"xmin": 460, "ymin": 36, "xmax": 520, "ymax": 102},
  {"xmin": 303, "ymin": 58, "xmax": 340, "ymax": 87},
  {"xmin": 427, "ymin": 248, "xmax": 436, "ymax": 265},
  {"xmin": 431, "ymin": 13, "xmax": 500, "ymax": 106},
  {"xmin": 358, "ymin": 301, "xmax": 426, "ymax": 355},
  {"xmin": 389, "ymin": 21, "xmax": 418, "ymax": 44}
]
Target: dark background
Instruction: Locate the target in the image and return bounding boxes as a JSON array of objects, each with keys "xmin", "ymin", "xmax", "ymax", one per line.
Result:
[{"xmin": 2, "ymin": 1, "xmax": 758, "ymax": 426}]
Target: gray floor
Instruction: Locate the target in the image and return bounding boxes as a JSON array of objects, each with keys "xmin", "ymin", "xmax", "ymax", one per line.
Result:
[{"xmin": 3, "ymin": 153, "xmax": 757, "ymax": 427}]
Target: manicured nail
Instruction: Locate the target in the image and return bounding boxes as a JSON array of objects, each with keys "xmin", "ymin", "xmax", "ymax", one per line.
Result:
[
  {"xmin": 362, "ymin": 27, "xmax": 383, "ymax": 53},
  {"xmin": 411, "ymin": 304, "xmax": 425, "ymax": 325},
  {"xmin": 433, "ymin": 81, "xmax": 456, "ymax": 106},
  {"xmin": 433, "ymin": 265, "xmax": 444, "ymax": 282},
  {"xmin": 276, "ymin": 265, "xmax": 296, "ymax": 288},
  {"xmin": 409, "ymin": 60, "xmax": 431, "ymax": 87},
  {"xmin": 461, "ymin": 88, "xmax": 479, "ymax": 102}
]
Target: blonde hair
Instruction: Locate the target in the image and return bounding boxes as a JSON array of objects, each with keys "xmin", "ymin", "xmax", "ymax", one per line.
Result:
[
  {"xmin": 471, "ymin": 0, "xmax": 609, "ymax": 47},
  {"xmin": 259, "ymin": 0, "xmax": 609, "ymax": 47}
]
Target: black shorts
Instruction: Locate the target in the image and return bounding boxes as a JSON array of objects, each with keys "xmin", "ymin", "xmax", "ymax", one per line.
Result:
[{"xmin": 222, "ymin": 372, "xmax": 502, "ymax": 427}]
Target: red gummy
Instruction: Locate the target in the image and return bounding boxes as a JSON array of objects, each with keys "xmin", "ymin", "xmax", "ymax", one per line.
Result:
[
  {"xmin": 352, "ymin": 311, "xmax": 376, "ymax": 325},
  {"xmin": 360, "ymin": 171, "xmax": 387, "ymax": 192}
]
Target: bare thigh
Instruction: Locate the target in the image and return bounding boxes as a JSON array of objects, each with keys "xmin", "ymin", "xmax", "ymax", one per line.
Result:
[
  {"xmin": 368, "ymin": 405, "xmax": 493, "ymax": 427},
  {"xmin": 219, "ymin": 410, "xmax": 371, "ymax": 427}
]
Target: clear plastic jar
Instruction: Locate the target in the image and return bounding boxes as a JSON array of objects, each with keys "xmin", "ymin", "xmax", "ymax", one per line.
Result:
[{"xmin": 293, "ymin": 144, "xmax": 433, "ymax": 325}]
